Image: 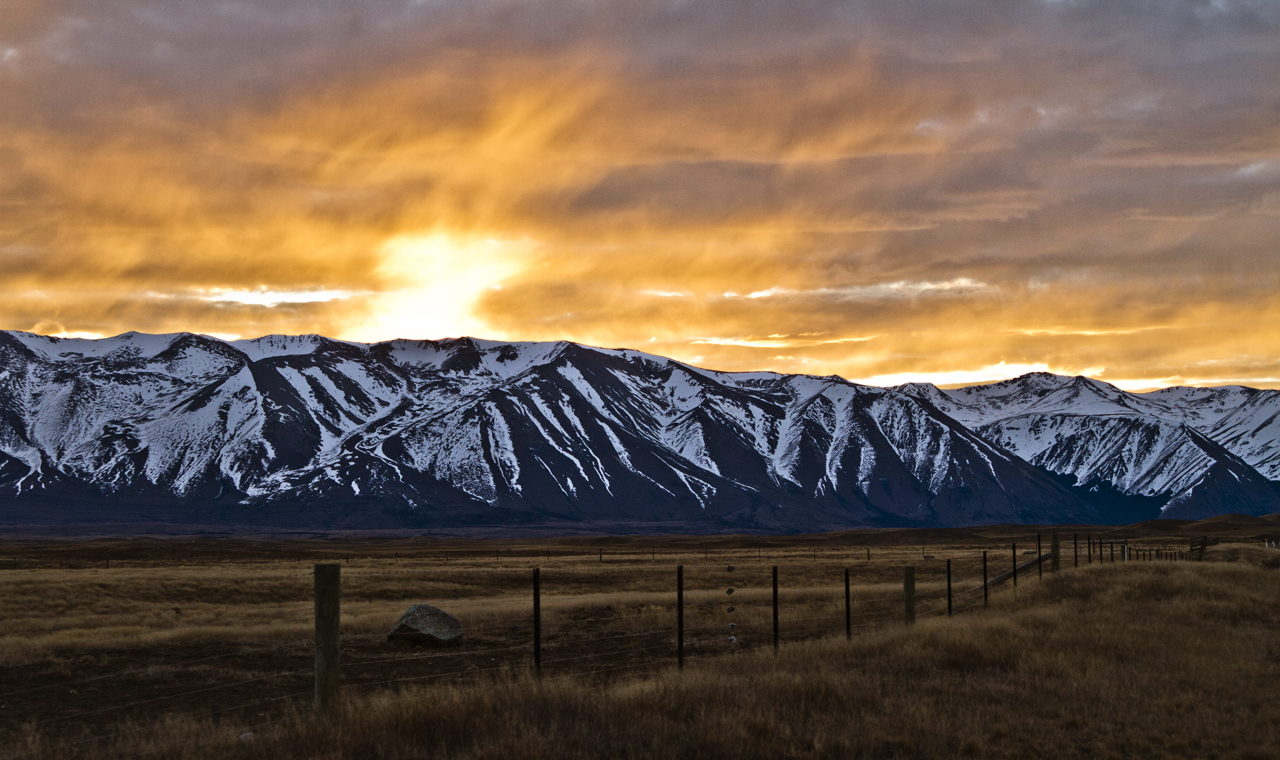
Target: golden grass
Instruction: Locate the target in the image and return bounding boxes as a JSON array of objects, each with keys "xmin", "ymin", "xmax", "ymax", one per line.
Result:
[
  {"xmin": 2, "ymin": 540, "xmax": 1278, "ymax": 758},
  {"xmin": 0, "ymin": 542, "xmax": 992, "ymax": 666},
  {"xmin": 8, "ymin": 549, "xmax": 1280, "ymax": 759}
]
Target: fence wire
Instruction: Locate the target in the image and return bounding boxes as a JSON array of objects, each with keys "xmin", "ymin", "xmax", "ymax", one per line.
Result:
[{"xmin": 3, "ymin": 548, "xmax": 1122, "ymax": 757}]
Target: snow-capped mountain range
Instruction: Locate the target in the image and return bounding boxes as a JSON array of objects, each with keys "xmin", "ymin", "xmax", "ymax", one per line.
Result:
[
  {"xmin": 897, "ymin": 374, "xmax": 1280, "ymax": 520},
  {"xmin": 0, "ymin": 331, "xmax": 1276, "ymax": 533}
]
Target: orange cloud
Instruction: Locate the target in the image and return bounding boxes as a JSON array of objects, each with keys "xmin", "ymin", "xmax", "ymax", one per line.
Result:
[{"xmin": 1, "ymin": 0, "xmax": 1279, "ymax": 388}]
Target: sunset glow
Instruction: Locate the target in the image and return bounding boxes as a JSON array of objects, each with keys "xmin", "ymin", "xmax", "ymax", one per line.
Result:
[
  {"xmin": 348, "ymin": 233, "xmax": 537, "ymax": 343},
  {"xmin": 2, "ymin": 0, "xmax": 1278, "ymax": 388}
]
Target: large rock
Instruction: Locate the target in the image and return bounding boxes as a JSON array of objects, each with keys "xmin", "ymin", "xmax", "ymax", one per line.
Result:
[{"xmin": 388, "ymin": 604, "xmax": 463, "ymax": 646}]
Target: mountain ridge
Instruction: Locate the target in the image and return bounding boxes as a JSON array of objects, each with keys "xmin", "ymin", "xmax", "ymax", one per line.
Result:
[
  {"xmin": 0, "ymin": 330, "xmax": 1276, "ymax": 533},
  {"xmin": 895, "ymin": 372, "xmax": 1280, "ymax": 521}
]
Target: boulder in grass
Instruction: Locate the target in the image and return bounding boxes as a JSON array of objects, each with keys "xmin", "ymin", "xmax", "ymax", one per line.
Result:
[{"xmin": 388, "ymin": 604, "xmax": 463, "ymax": 646}]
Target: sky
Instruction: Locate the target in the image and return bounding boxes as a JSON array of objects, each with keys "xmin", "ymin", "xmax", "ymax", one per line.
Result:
[{"xmin": 2, "ymin": 0, "xmax": 1279, "ymax": 390}]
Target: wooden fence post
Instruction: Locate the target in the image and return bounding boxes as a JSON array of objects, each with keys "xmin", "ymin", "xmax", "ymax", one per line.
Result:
[
  {"xmin": 1074, "ymin": 533, "xmax": 1078, "ymax": 568},
  {"xmin": 844, "ymin": 567, "xmax": 852, "ymax": 640},
  {"xmin": 1088, "ymin": 536, "xmax": 1092, "ymax": 564},
  {"xmin": 946, "ymin": 559, "xmax": 952, "ymax": 616},
  {"xmin": 1051, "ymin": 530, "xmax": 1061, "ymax": 572},
  {"xmin": 677, "ymin": 565, "xmax": 684, "ymax": 670},
  {"xmin": 904, "ymin": 566, "xmax": 916, "ymax": 625},
  {"xmin": 772, "ymin": 565, "xmax": 779, "ymax": 652},
  {"xmin": 533, "ymin": 568, "xmax": 542, "ymax": 677},
  {"xmin": 314, "ymin": 564, "xmax": 341, "ymax": 711}
]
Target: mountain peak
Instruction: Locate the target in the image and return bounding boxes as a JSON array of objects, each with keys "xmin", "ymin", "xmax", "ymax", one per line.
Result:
[
  {"xmin": 231, "ymin": 334, "xmax": 359, "ymax": 361},
  {"xmin": 4, "ymin": 330, "xmax": 183, "ymax": 360},
  {"xmin": 0, "ymin": 331, "xmax": 1277, "ymax": 533}
]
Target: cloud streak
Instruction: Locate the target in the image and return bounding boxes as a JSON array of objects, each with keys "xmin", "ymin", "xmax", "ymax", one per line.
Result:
[{"xmin": 1, "ymin": 0, "xmax": 1279, "ymax": 387}]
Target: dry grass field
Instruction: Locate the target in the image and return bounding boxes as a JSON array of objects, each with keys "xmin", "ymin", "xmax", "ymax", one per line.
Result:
[{"xmin": 2, "ymin": 518, "xmax": 1279, "ymax": 759}]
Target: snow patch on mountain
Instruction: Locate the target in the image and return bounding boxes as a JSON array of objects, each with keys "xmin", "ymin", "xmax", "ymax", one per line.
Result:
[
  {"xmin": 8, "ymin": 331, "xmax": 180, "ymax": 361},
  {"xmin": 1, "ymin": 331, "xmax": 1275, "ymax": 531},
  {"xmin": 233, "ymin": 334, "xmax": 338, "ymax": 361},
  {"xmin": 898, "ymin": 372, "xmax": 1280, "ymax": 514}
]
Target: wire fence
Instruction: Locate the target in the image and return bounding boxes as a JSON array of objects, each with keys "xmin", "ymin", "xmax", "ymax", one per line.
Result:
[{"xmin": 0, "ymin": 532, "xmax": 1206, "ymax": 758}]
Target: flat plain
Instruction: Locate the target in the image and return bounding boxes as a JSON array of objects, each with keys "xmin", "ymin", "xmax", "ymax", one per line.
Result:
[{"xmin": 2, "ymin": 514, "xmax": 1279, "ymax": 759}]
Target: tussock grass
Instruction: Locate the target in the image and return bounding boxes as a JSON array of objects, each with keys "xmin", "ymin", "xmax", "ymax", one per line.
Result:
[
  {"xmin": 0, "ymin": 546, "xmax": 972, "ymax": 666},
  {"xmin": 5, "ymin": 545, "xmax": 1280, "ymax": 759}
]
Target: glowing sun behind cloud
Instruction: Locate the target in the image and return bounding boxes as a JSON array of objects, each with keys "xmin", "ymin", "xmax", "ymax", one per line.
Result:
[{"xmin": 345, "ymin": 233, "xmax": 536, "ymax": 343}]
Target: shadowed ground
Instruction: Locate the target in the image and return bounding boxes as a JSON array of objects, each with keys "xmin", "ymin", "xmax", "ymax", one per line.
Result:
[{"xmin": 2, "ymin": 517, "xmax": 1279, "ymax": 759}]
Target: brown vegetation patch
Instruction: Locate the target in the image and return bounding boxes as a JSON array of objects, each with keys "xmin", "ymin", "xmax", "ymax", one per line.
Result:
[{"xmin": 1, "ymin": 526, "xmax": 1279, "ymax": 758}]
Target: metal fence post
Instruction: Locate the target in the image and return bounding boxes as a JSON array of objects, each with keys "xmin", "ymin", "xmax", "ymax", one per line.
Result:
[
  {"xmin": 904, "ymin": 566, "xmax": 916, "ymax": 625},
  {"xmin": 772, "ymin": 565, "xmax": 779, "ymax": 652},
  {"xmin": 983, "ymin": 551, "xmax": 989, "ymax": 607},
  {"xmin": 314, "ymin": 564, "xmax": 341, "ymax": 711},
  {"xmin": 946, "ymin": 559, "xmax": 952, "ymax": 616},
  {"xmin": 533, "ymin": 568, "xmax": 542, "ymax": 677},
  {"xmin": 1012, "ymin": 542, "xmax": 1018, "ymax": 587},
  {"xmin": 844, "ymin": 567, "xmax": 852, "ymax": 640},
  {"xmin": 677, "ymin": 565, "xmax": 684, "ymax": 670}
]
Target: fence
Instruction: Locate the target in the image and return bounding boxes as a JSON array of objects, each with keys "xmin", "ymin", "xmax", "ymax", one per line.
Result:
[{"xmin": 0, "ymin": 530, "xmax": 1217, "ymax": 756}]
